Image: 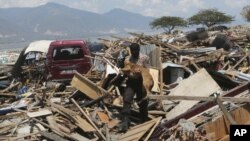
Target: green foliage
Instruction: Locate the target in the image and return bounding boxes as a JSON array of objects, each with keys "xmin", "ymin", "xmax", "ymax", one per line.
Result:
[
  {"xmin": 241, "ymin": 5, "xmax": 250, "ymax": 22},
  {"xmin": 188, "ymin": 9, "xmax": 234, "ymax": 27},
  {"xmin": 150, "ymin": 16, "xmax": 187, "ymax": 33}
]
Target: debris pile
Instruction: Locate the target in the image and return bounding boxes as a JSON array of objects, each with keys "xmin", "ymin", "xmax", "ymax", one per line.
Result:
[
  {"xmin": 0, "ymin": 25, "xmax": 250, "ymax": 141},
  {"xmin": 160, "ymin": 119, "xmax": 208, "ymax": 141}
]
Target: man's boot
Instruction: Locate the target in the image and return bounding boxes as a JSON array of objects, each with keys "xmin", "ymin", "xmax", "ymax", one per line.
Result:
[{"xmin": 118, "ymin": 116, "xmax": 129, "ymax": 133}]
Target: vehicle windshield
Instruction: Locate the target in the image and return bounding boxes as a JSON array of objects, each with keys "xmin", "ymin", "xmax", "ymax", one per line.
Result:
[{"xmin": 52, "ymin": 46, "xmax": 83, "ymax": 60}]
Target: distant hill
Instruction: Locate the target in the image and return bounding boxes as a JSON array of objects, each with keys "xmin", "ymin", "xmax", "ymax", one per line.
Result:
[{"xmin": 0, "ymin": 2, "xmax": 154, "ymax": 49}]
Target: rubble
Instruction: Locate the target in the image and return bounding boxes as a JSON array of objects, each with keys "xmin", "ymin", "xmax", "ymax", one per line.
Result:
[{"xmin": 0, "ymin": 25, "xmax": 250, "ymax": 141}]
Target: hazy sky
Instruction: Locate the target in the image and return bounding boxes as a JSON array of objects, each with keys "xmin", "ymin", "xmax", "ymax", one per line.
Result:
[{"xmin": 0, "ymin": 0, "xmax": 249, "ymax": 23}]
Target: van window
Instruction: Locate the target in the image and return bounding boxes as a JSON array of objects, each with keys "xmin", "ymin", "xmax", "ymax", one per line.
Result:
[{"xmin": 53, "ymin": 46, "xmax": 84, "ymax": 60}]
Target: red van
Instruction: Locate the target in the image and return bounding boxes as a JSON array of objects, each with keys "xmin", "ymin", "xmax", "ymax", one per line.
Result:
[{"xmin": 46, "ymin": 40, "xmax": 92, "ymax": 81}]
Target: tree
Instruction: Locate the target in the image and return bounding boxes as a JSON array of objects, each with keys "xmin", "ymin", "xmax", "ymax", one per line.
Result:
[
  {"xmin": 150, "ymin": 16, "xmax": 187, "ymax": 33},
  {"xmin": 188, "ymin": 9, "xmax": 234, "ymax": 28},
  {"xmin": 241, "ymin": 5, "xmax": 250, "ymax": 22}
]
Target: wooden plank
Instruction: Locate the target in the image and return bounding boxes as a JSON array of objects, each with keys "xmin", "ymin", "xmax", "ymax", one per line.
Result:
[
  {"xmin": 216, "ymin": 97, "xmax": 237, "ymax": 125},
  {"xmin": 70, "ymin": 133, "xmax": 91, "ymax": 141},
  {"xmin": 160, "ymin": 83, "xmax": 250, "ymax": 130},
  {"xmin": 144, "ymin": 117, "xmax": 162, "ymax": 141},
  {"xmin": 149, "ymin": 68, "xmax": 160, "ymax": 93},
  {"xmin": 231, "ymin": 52, "xmax": 250, "ymax": 70},
  {"xmin": 218, "ymin": 135, "xmax": 229, "ymax": 141},
  {"xmin": 40, "ymin": 131, "xmax": 69, "ymax": 141},
  {"xmin": 0, "ymin": 93, "xmax": 16, "ymax": 96},
  {"xmin": 203, "ymin": 105, "xmax": 250, "ymax": 141},
  {"xmin": 118, "ymin": 119, "xmax": 157, "ymax": 141},
  {"xmin": 51, "ymin": 103, "xmax": 95, "ymax": 132},
  {"xmin": 0, "ymin": 123, "xmax": 16, "ymax": 133},
  {"xmin": 46, "ymin": 115, "xmax": 61, "ymax": 136},
  {"xmin": 231, "ymin": 106, "xmax": 250, "ymax": 124},
  {"xmin": 159, "ymin": 45, "xmax": 163, "ymax": 96},
  {"xmin": 0, "ymin": 112, "xmax": 25, "ymax": 120},
  {"xmin": 10, "ymin": 132, "xmax": 40, "ymax": 140},
  {"xmin": 150, "ymin": 47, "xmax": 161, "ymax": 68},
  {"xmin": 191, "ymin": 61, "xmax": 200, "ymax": 71},
  {"xmin": 204, "ymin": 116, "xmax": 228, "ymax": 141},
  {"xmin": 27, "ymin": 109, "xmax": 52, "ymax": 118},
  {"xmin": 223, "ymin": 105, "xmax": 250, "ymax": 132},
  {"xmin": 51, "ymin": 103, "xmax": 77, "ymax": 116},
  {"xmin": 148, "ymin": 110, "xmax": 168, "ymax": 115},
  {"xmin": 0, "ymin": 82, "xmax": 20, "ymax": 93},
  {"xmin": 73, "ymin": 115, "xmax": 96, "ymax": 132},
  {"xmin": 32, "ymin": 118, "xmax": 77, "ymax": 141},
  {"xmin": 57, "ymin": 123, "xmax": 71, "ymax": 133},
  {"xmin": 71, "ymin": 71, "xmax": 103, "ymax": 100},
  {"xmin": 108, "ymin": 119, "xmax": 120, "ymax": 129},
  {"xmin": 180, "ymin": 50, "xmax": 224, "ymax": 66},
  {"xmin": 148, "ymin": 95, "xmax": 250, "ymax": 103},
  {"xmin": 97, "ymin": 111, "xmax": 109, "ymax": 123},
  {"xmin": 166, "ymin": 68, "xmax": 221, "ymax": 120},
  {"xmin": 71, "ymin": 98, "xmax": 105, "ymax": 140}
]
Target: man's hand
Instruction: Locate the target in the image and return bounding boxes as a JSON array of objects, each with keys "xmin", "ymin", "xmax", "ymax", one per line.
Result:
[
  {"xmin": 130, "ymin": 67, "xmax": 141, "ymax": 79},
  {"xmin": 132, "ymin": 67, "xmax": 141, "ymax": 73}
]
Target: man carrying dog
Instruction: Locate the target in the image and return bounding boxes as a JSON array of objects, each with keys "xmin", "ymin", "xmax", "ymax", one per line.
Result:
[{"xmin": 118, "ymin": 43, "xmax": 150, "ymax": 132}]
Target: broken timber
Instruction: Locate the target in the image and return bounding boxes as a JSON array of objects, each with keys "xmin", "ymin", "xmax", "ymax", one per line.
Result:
[
  {"xmin": 150, "ymin": 82, "xmax": 250, "ymax": 139},
  {"xmin": 118, "ymin": 118, "xmax": 160, "ymax": 141},
  {"xmin": 27, "ymin": 109, "xmax": 52, "ymax": 118},
  {"xmin": 71, "ymin": 98, "xmax": 106, "ymax": 140},
  {"xmin": 204, "ymin": 105, "xmax": 250, "ymax": 140},
  {"xmin": 32, "ymin": 118, "xmax": 77, "ymax": 141},
  {"xmin": 51, "ymin": 102, "xmax": 96, "ymax": 132},
  {"xmin": 215, "ymin": 96, "xmax": 237, "ymax": 125},
  {"xmin": 40, "ymin": 131, "xmax": 69, "ymax": 141},
  {"xmin": 71, "ymin": 71, "xmax": 106, "ymax": 100}
]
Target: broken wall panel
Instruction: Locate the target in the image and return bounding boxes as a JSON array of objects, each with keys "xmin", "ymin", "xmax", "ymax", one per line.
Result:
[{"xmin": 166, "ymin": 68, "xmax": 221, "ymax": 120}]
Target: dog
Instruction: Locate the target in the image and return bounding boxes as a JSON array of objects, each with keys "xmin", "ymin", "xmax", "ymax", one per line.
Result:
[{"xmin": 121, "ymin": 61, "xmax": 154, "ymax": 96}]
